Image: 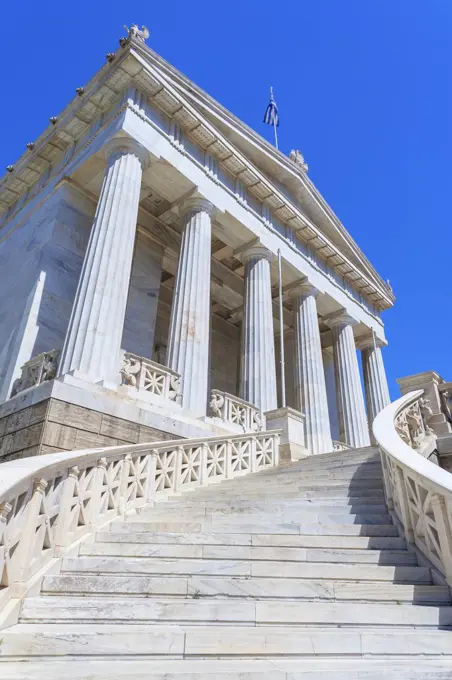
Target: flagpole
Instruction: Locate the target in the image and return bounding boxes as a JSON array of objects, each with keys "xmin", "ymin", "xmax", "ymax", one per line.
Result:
[
  {"xmin": 278, "ymin": 249, "xmax": 286, "ymax": 407},
  {"xmin": 270, "ymin": 86, "xmax": 279, "ymax": 149}
]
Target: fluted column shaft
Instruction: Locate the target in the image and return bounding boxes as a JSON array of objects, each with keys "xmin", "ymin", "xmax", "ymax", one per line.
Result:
[
  {"xmin": 59, "ymin": 137, "xmax": 149, "ymax": 383},
  {"xmin": 330, "ymin": 314, "xmax": 370, "ymax": 448},
  {"xmin": 361, "ymin": 341, "xmax": 390, "ymax": 424},
  {"xmin": 292, "ymin": 284, "xmax": 332, "ymax": 454},
  {"xmin": 240, "ymin": 245, "xmax": 277, "ymax": 412},
  {"xmin": 166, "ymin": 198, "xmax": 214, "ymax": 417}
]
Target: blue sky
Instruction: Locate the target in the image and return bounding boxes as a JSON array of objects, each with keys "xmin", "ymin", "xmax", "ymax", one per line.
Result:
[{"xmin": 1, "ymin": 1, "xmax": 451, "ymax": 398}]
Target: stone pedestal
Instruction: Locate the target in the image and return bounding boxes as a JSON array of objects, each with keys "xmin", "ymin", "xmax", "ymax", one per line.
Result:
[
  {"xmin": 397, "ymin": 371, "xmax": 451, "ymax": 437},
  {"xmin": 329, "ymin": 312, "xmax": 370, "ymax": 448},
  {"xmin": 239, "ymin": 244, "xmax": 277, "ymax": 412},
  {"xmin": 58, "ymin": 137, "xmax": 149, "ymax": 384},
  {"xmin": 265, "ymin": 406, "xmax": 307, "ymax": 461},
  {"xmin": 166, "ymin": 198, "xmax": 214, "ymax": 417},
  {"xmin": 359, "ymin": 337, "xmax": 390, "ymax": 439},
  {"xmin": 291, "ymin": 283, "xmax": 332, "ymax": 454}
]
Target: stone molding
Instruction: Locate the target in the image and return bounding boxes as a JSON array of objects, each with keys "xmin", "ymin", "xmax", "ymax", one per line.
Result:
[
  {"xmin": 324, "ymin": 309, "xmax": 358, "ymax": 329},
  {"xmin": 179, "ymin": 196, "xmax": 215, "ymax": 218},
  {"xmin": 287, "ymin": 280, "xmax": 319, "ymax": 300},
  {"xmin": 103, "ymin": 136, "xmax": 150, "ymax": 169},
  {"xmin": 240, "ymin": 242, "xmax": 273, "ymax": 264}
]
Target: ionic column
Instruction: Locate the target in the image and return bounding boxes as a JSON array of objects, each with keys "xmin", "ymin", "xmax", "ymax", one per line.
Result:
[
  {"xmin": 329, "ymin": 311, "xmax": 370, "ymax": 448},
  {"xmin": 166, "ymin": 197, "xmax": 214, "ymax": 417},
  {"xmin": 291, "ymin": 283, "xmax": 332, "ymax": 454},
  {"xmin": 359, "ymin": 336, "xmax": 390, "ymax": 426},
  {"xmin": 239, "ymin": 244, "xmax": 277, "ymax": 412},
  {"xmin": 58, "ymin": 137, "xmax": 149, "ymax": 383}
]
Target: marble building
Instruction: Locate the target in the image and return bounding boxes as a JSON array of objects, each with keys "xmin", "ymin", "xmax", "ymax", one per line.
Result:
[{"xmin": 0, "ymin": 25, "xmax": 394, "ymax": 462}]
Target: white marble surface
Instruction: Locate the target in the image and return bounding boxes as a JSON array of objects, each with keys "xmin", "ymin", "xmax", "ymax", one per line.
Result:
[
  {"xmin": 58, "ymin": 138, "xmax": 149, "ymax": 383},
  {"xmin": 329, "ymin": 312, "xmax": 370, "ymax": 448},
  {"xmin": 239, "ymin": 243, "xmax": 277, "ymax": 412},
  {"xmin": 166, "ymin": 198, "xmax": 214, "ymax": 417},
  {"xmin": 360, "ymin": 339, "xmax": 390, "ymax": 425},
  {"xmin": 292, "ymin": 284, "xmax": 332, "ymax": 454}
]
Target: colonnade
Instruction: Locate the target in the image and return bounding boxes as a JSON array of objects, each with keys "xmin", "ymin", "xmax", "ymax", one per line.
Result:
[{"xmin": 58, "ymin": 137, "xmax": 390, "ymax": 451}]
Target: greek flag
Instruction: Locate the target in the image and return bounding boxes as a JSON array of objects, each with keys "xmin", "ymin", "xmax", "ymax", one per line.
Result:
[{"xmin": 263, "ymin": 87, "xmax": 279, "ymax": 127}]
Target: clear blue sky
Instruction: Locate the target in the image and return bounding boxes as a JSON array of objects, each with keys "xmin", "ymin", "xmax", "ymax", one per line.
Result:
[{"xmin": 1, "ymin": 1, "xmax": 451, "ymax": 398}]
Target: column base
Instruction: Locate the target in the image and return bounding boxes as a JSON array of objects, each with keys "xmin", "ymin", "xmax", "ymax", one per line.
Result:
[{"xmin": 265, "ymin": 406, "xmax": 308, "ymax": 462}]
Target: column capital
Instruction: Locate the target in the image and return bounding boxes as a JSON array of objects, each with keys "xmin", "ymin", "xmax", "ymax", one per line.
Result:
[
  {"xmin": 324, "ymin": 309, "xmax": 358, "ymax": 329},
  {"xmin": 240, "ymin": 241, "xmax": 273, "ymax": 264},
  {"xmin": 356, "ymin": 333, "xmax": 387, "ymax": 351},
  {"xmin": 104, "ymin": 136, "xmax": 150, "ymax": 169},
  {"xmin": 288, "ymin": 279, "xmax": 319, "ymax": 300},
  {"xmin": 179, "ymin": 196, "xmax": 215, "ymax": 218}
]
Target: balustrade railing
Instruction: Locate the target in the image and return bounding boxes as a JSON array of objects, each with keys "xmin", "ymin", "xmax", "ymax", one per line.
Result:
[
  {"xmin": 120, "ymin": 352, "xmax": 182, "ymax": 403},
  {"xmin": 209, "ymin": 389, "xmax": 265, "ymax": 432},
  {"xmin": 0, "ymin": 429, "xmax": 279, "ymax": 613},
  {"xmin": 374, "ymin": 390, "xmax": 452, "ymax": 587}
]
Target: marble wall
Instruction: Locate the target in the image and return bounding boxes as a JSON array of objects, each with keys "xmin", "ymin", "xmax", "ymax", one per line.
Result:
[
  {"xmin": 0, "ymin": 184, "xmax": 166, "ymax": 401},
  {"xmin": 122, "ymin": 232, "xmax": 163, "ymax": 359},
  {"xmin": 0, "ymin": 184, "xmax": 94, "ymax": 400}
]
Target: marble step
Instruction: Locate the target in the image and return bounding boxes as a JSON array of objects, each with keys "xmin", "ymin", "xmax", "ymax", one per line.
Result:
[
  {"xmin": 194, "ymin": 488, "xmax": 386, "ymax": 500},
  {"xmin": 3, "ymin": 623, "xmax": 452, "ymax": 659},
  {"xmin": 1, "ymin": 658, "xmax": 451, "ymax": 680},
  {"xmin": 61, "ymin": 556, "xmax": 432, "ymax": 582},
  {"xmin": 41, "ymin": 574, "xmax": 451, "ymax": 604},
  {"xmin": 130, "ymin": 512, "xmax": 394, "ymax": 526},
  {"xmin": 80, "ymin": 542, "xmax": 418, "ymax": 566},
  {"xmin": 19, "ymin": 596, "xmax": 452, "ymax": 627},
  {"xmin": 97, "ymin": 530, "xmax": 406, "ymax": 550},
  {"xmin": 118, "ymin": 520, "xmax": 400, "ymax": 536},
  {"xmin": 158, "ymin": 496, "xmax": 387, "ymax": 508},
  {"xmin": 150, "ymin": 502, "xmax": 389, "ymax": 514}
]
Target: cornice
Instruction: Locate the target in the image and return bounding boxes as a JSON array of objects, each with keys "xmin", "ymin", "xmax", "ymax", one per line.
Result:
[{"xmin": 0, "ymin": 36, "xmax": 394, "ymax": 312}]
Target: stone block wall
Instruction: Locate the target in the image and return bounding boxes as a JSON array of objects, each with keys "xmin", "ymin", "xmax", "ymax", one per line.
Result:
[{"xmin": 0, "ymin": 397, "xmax": 177, "ymax": 463}]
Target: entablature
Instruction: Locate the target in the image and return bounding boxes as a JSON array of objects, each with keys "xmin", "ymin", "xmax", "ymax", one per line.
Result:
[{"xmin": 0, "ymin": 36, "xmax": 394, "ymax": 317}]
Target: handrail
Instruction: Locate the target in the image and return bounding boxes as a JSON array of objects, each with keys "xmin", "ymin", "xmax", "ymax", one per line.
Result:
[
  {"xmin": 0, "ymin": 430, "xmax": 280, "ymax": 616},
  {"xmin": 373, "ymin": 390, "xmax": 452, "ymax": 586}
]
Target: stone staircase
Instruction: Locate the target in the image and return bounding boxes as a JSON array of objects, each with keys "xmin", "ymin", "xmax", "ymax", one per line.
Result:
[{"xmin": 1, "ymin": 445, "xmax": 452, "ymax": 678}]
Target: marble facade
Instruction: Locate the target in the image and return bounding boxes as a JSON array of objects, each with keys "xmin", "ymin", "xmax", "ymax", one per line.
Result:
[{"xmin": 0, "ymin": 29, "xmax": 394, "ymax": 461}]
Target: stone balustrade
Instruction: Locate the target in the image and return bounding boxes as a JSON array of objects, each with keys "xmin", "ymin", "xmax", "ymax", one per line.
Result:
[
  {"xmin": 0, "ymin": 430, "xmax": 279, "ymax": 615},
  {"xmin": 332, "ymin": 440, "xmax": 350, "ymax": 452},
  {"xmin": 120, "ymin": 352, "xmax": 182, "ymax": 403},
  {"xmin": 374, "ymin": 390, "xmax": 452, "ymax": 587},
  {"xmin": 10, "ymin": 349, "xmax": 60, "ymax": 398},
  {"xmin": 209, "ymin": 389, "xmax": 265, "ymax": 432}
]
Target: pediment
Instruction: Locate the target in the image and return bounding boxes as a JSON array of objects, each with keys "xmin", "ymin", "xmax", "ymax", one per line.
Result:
[
  {"xmin": 135, "ymin": 45, "xmax": 391, "ymax": 299},
  {"xmin": 0, "ymin": 37, "xmax": 393, "ymax": 309}
]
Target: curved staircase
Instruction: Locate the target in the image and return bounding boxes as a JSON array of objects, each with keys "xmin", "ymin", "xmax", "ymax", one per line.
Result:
[{"xmin": 2, "ymin": 443, "xmax": 452, "ymax": 678}]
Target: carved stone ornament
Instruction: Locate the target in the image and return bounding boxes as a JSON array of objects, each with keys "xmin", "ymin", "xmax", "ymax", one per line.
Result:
[
  {"xmin": 395, "ymin": 398, "xmax": 435, "ymax": 450},
  {"xmin": 124, "ymin": 24, "xmax": 150, "ymax": 43},
  {"xmin": 10, "ymin": 350, "xmax": 60, "ymax": 398},
  {"xmin": 168, "ymin": 374, "xmax": 182, "ymax": 402},
  {"xmin": 120, "ymin": 355, "xmax": 141, "ymax": 387},
  {"xmin": 289, "ymin": 149, "xmax": 308, "ymax": 172},
  {"xmin": 252, "ymin": 409, "xmax": 264, "ymax": 432},
  {"xmin": 441, "ymin": 390, "xmax": 452, "ymax": 424},
  {"xmin": 209, "ymin": 392, "xmax": 225, "ymax": 418}
]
